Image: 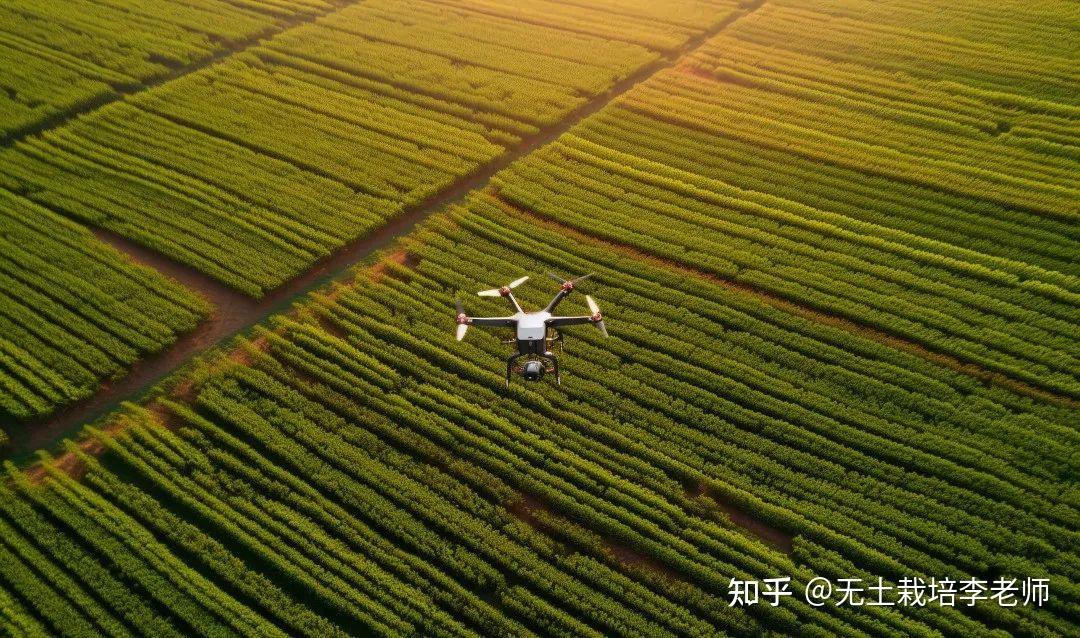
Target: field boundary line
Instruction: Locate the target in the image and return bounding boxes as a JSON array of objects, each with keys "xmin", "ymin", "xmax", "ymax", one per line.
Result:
[
  {"xmin": 491, "ymin": 193, "xmax": 1079, "ymax": 410},
  {"xmin": 9, "ymin": 2, "xmax": 768, "ymax": 460}
]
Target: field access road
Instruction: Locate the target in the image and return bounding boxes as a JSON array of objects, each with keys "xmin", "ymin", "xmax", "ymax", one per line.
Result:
[{"xmin": 5, "ymin": 2, "xmax": 766, "ymax": 459}]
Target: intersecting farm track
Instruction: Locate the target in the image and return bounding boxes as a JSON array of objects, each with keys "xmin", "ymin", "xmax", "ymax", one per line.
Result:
[{"xmin": 6, "ymin": 1, "xmax": 764, "ymax": 456}]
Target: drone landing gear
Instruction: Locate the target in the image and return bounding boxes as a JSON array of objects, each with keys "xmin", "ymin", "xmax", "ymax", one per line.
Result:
[
  {"xmin": 548, "ymin": 330, "xmax": 565, "ymax": 355},
  {"xmin": 505, "ymin": 353, "xmax": 520, "ymax": 389}
]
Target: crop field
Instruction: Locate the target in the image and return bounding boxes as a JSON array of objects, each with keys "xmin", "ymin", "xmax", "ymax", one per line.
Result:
[
  {"xmin": 0, "ymin": 0, "xmax": 1077, "ymax": 637},
  {"xmin": 493, "ymin": 0, "xmax": 1080, "ymax": 400},
  {"xmin": 0, "ymin": 0, "xmax": 738, "ymax": 424},
  {"xmin": 3, "ymin": 196, "xmax": 1077, "ymax": 636},
  {"xmin": 0, "ymin": 0, "xmax": 739, "ymax": 296}
]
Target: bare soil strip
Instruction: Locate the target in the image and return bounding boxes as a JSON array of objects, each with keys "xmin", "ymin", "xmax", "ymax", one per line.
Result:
[
  {"xmin": 492, "ymin": 195, "xmax": 1078, "ymax": 409},
  {"xmin": 684, "ymin": 482, "xmax": 794, "ymax": 553},
  {"xmin": 508, "ymin": 491, "xmax": 687, "ymax": 580},
  {"xmin": 10, "ymin": 3, "xmax": 766, "ymax": 460}
]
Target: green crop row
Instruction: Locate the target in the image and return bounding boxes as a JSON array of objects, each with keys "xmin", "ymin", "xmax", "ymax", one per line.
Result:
[
  {"xmin": 580, "ymin": 107, "xmax": 1080, "ymax": 277},
  {"xmin": 625, "ymin": 76, "xmax": 1076, "ymax": 223},
  {"xmin": 728, "ymin": 4, "xmax": 1078, "ymax": 108},
  {"xmin": 315, "ymin": 0, "xmax": 659, "ymax": 97},
  {"xmin": 766, "ymin": 0, "xmax": 1074, "ymax": 57},
  {"xmin": 422, "ymin": 0, "xmax": 739, "ymax": 52},
  {"xmin": 0, "ymin": 574, "xmax": 48, "ymax": 636}
]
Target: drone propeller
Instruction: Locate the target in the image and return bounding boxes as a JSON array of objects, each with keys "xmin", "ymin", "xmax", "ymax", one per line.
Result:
[
  {"xmin": 454, "ymin": 298, "xmax": 469, "ymax": 341},
  {"xmin": 548, "ymin": 272, "xmax": 593, "ymax": 288},
  {"xmin": 478, "ymin": 275, "xmax": 529, "ymax": 297},
  {"xmin": 585, "ymin": 295, "xmax": 608, "ymax": 337}
]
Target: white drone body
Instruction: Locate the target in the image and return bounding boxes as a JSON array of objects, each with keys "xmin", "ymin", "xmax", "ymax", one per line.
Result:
[{"xmin": 514, "ymin": 311, "xmax": 550, "ymax": 341}]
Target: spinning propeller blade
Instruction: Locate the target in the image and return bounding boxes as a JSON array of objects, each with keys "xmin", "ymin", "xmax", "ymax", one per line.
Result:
[
  {"xmin": 585, "ymin": 295, "xmax": 608, "ymax": 338},
  {"xmin": 477, "ymin": 275, "xmax": 529, "ymax": 297}
]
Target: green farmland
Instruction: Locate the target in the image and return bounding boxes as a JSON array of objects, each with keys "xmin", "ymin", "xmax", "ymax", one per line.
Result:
[{"xmin": 0, "ymin": 0, "xmax": 1076, "ymax": 636}]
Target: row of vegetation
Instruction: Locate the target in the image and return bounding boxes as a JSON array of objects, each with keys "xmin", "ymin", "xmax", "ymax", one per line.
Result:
[
  {"xmin": 740, "ymin": 1, "xmax": 1078, "ymax": 108},
  {"xmin": 3, "ymin": 196, "xmax": 1075, "ymax": 636}
]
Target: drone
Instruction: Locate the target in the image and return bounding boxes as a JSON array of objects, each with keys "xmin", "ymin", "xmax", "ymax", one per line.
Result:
[{"xmin": 455, "ymin": 273, "xmax": 608, "ymax": 387}]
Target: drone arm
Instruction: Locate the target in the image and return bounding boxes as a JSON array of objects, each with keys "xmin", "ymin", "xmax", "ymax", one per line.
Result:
[
  {"xmin": 504, "ymin": 292, "xmax": 524, "ymax": 314},
  {"xmin": 549, "ymin": 295, "xmax": 607, "ymax": 337},
  {"xmin": 543, "ymin": 273, "xmax": 592, "ymax": 313},
  {"xmin": 545, "ymin": 315, "xmax": 594, "ymax": 327},
  {"xmin": 542, "ymin": 288, "xmax": 571, "ymax": 313},
  {"xmin": 455, "ymin": 295, "xmax": 514, "ymax": 340},
  {"xmin": 469, "ymin": 317, "xmax": 517, "ymax": 327}
]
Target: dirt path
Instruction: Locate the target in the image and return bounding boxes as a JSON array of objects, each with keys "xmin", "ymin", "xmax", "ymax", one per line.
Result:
[{"xmin": 6, "ymin": 3, "xmax": 766, "ymax": 460}]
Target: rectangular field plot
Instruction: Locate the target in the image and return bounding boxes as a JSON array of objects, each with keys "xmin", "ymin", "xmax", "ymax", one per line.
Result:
[
  {"xmin": 0, "ymin": 187, "xmax": 209, "ymax": 428},
  {"xmin": 6, "ymin": 198, "xmax": 1076, "ymax": 636},
  {"xmin": 0, "ymin": 0, "xmax": 740, "ymax": 297}
]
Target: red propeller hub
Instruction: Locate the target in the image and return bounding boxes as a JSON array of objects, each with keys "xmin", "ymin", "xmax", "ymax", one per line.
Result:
[
  {"xmin": 456, "ymin": 313, "xmax": 468, "ymax": 324},
  {"xmin": 591, "ymin": 312, "xmax": 602, "ymax": 322},
  {"xmin": 561, "ymin": 281, "xmax": 574, "ymax": 291},
  {"xmin": 499, "ymin": 286, "xmax": 511, "ymax": 296}
]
